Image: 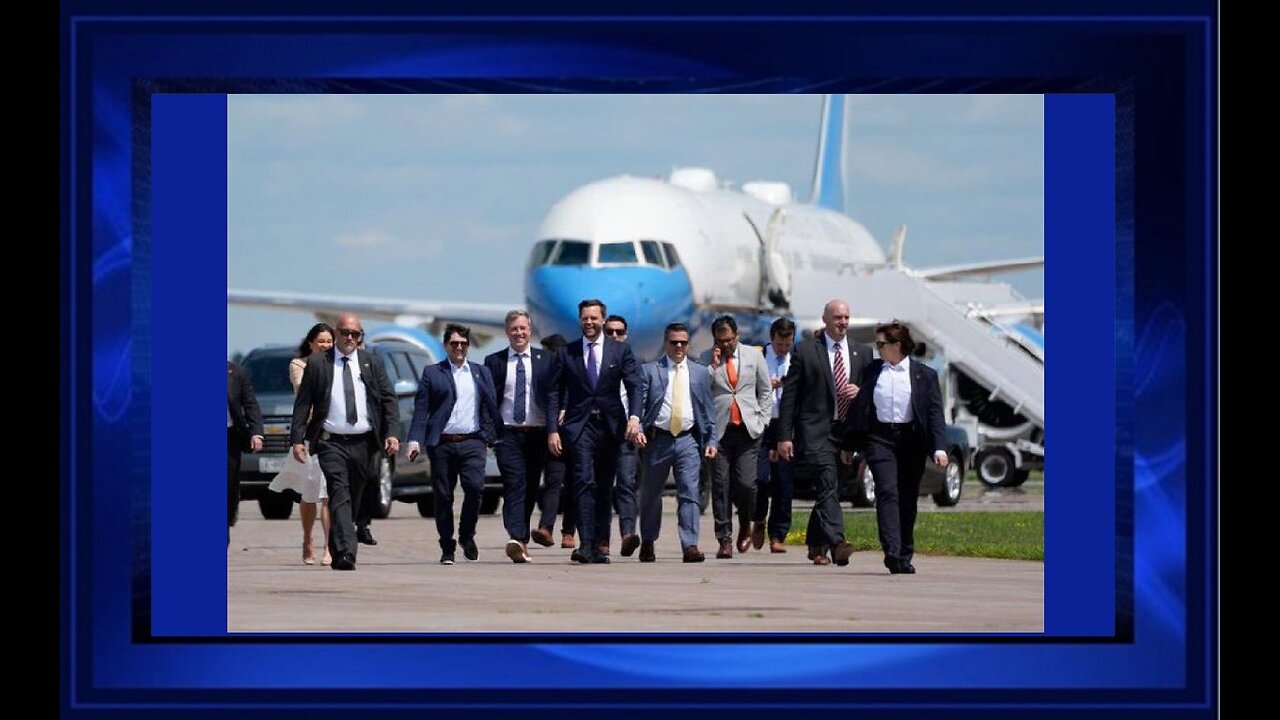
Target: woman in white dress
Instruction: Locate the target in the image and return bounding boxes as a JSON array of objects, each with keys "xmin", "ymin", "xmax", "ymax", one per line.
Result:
[{"xmin": 269, "ymin": 323, "xmax": 334, "ymax": 564}]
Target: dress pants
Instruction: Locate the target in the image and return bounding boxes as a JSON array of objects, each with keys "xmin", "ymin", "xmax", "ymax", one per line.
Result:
[
  {"xmin": 639, "ymin": 431, "xmax": 702, "ymax": 549},
  {"xmin": 538, "ymin": 447, "xmax": 573, "ymax": 533},
  {"xmin": 711, "ymin": 423, "xmax": 759, "ymax": 543},
  {"xmin": 430, "ymin": 438, "xmax": 487, "ymax": 551},
  {"xmin": 754, "ymin": 421, "xmax": 795, "ymax": 541},
  {"xmin": 494, "ymin": 426, "xmax": 548, "ymax": 541},
  {"xmin": 571, "ymin": 415, "xmax": 620, "ymax": 555},
  {"xmin": 865, "ymin": 428, "xmax": 927, "ymax": 564},
  {"xmin": 316, "ymin": 432, "xmax": 376, "ymax": 562},
  {"xmin": 611, "ymin": 440, "xmax": 640, "ymax": 542},
  {"xmin": 227, "ymin": 429, "xmax": 242, "ymax": 528},
  {"xmin": 798, "ymin": 447, "xmax": 845, "ymax": 550}
]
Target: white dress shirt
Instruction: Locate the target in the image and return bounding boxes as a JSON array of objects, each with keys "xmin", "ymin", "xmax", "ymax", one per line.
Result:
[
  {"xmin": 323, "ymin": 350, "xmax": 372, "ymax": 434},
  {"xmin": 501, "ymin": 348, "xmax": 545, "ymax": 426},
  {"xmin": 442, "ymin": 361, "xmax": 480, "ymax": 434},
  {"xmin": 763, "ymin": 344, "xmax": 790, "ymax": 420},
  {"xmin": 873, "ymin": 356, "xmax": 914, "ymax": 423},
  {"xmin": 653, "ymin": 359, "xmax": 694, "ymax": 433}
]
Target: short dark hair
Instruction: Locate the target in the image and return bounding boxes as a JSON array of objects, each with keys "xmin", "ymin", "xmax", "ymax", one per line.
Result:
[
  {"xmin": 711, "ymin": 315, "xmax": 738, "ymax": 336},
  {"xmin": 578, "ymin": 298, "xmax": 607, "ymax": 316},
  {"xmin": 604, "ymin": 314, "xmax": 628, "ymax": 330},
  {"xmin": 442, "ymin": 323, "xmax": 472, "ymax": 344},
  {"xmin": 875, "ymin": 320, "xmax": 916, "ymax": 356},
  {"xmin": 664, "ymin": 322, "xmax": 690, "ymax": 340},
  {"xmin": 769, "ymin": 317, "xmax": 796, "ymax": 339},
  {"xmin": 296, "ymin": 322, "xmax": 335, "ymax": 358},
  {"xmin": 540, "ymin": 334, "xmax": 568, "ymax": 353}
]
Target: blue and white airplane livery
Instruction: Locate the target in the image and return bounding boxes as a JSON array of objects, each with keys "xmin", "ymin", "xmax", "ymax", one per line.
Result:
[{"xmin": 228, "ymin": 95, "xmax": 1040, "ymax": 361}]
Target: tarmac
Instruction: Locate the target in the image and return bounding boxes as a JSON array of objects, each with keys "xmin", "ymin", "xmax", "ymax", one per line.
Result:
[{"xmin": 228, "ymin": 491, "xmax": 1043, "ymax": 634}]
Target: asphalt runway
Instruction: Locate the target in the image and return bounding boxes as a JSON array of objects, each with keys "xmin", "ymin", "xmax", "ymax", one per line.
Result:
[{"xmin": 228, "ymin": 493, "xmax": 1043, "ymax": 634}]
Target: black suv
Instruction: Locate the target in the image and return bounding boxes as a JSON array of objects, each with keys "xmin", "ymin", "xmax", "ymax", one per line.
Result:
[{"xmin": 237, "ymin": 341, "xmax": 503, "ymax": 520}]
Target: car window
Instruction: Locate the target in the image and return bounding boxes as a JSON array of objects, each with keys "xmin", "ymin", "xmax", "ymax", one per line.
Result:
[
  {"xmin": 242, "ymin": 352, "xmax": 295, "ymax": 394},
  {"xmin": 388, "ymin": 351, "xmax": 415, "ymax": 383}
]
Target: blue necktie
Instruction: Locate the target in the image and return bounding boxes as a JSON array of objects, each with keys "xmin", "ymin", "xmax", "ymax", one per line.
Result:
[
  {"xmin": 586, "ymin": 342, "xmax": 599, "ymax": 388},
  {"xmin": 342, "ymin": 356, "xmax": 358, "ymax": 424},
  {"xmin": 513, "ymin": 353, "xmax": 528, "ymax": 424}
]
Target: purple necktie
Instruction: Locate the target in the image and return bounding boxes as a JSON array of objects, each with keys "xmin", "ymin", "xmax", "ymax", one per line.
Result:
[{"xmin": 587, "ymin": 341, "xmax": 599, "ymax": 388}]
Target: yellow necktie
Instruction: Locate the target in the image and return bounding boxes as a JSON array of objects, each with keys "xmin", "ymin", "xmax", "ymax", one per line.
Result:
[{"xmin": 669, "ymin": 363, "xmax": 684, "ymax": 433}]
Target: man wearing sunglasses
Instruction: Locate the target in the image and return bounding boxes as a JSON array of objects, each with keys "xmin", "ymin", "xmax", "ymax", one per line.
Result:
[
  {"xmin": 407, "ymin": 324, "xmax": 500, "ymax": 566},
  {"xmin": 289, "ymin": 312, "xmax": 400, "ymax": 571}
]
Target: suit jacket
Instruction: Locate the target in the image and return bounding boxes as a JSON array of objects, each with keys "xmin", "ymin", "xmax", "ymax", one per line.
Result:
[
  {"xmin": 483, "ymin": 346, "xmax": 556, "ymax": 427},
  {"xmin": 228, "ymin": 361, "xmax": 264, "ymax": 451},
  {"xmin": 545, "ymin": 336, "xmax": 642, "ymax": 444},
  {"xmin": 777, "ymin": 333, "xmax": 872, "ymax": 454},
  {"xmin": 700, "ymin": 344, "xmax": 773, "ymax": 441},
  {"xmin": 288, "ymin": 348, "xmax": 400, "ymax": 446},
  {"xmin": 845, "ymin": 359, "xmax": 947, "ymax": 454},
  {"xmin": 638, "ymin": 357, "xmax": 718, "ymax": 451},
  {"xmin": 407, "ymin": 360, "xmax": 499, "ymax": 449}
]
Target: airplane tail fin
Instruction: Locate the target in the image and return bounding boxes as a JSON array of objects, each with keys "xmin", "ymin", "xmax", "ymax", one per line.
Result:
[{"xmin": 809, "ymin": 94, "xmax": 848, "ymax": 212}]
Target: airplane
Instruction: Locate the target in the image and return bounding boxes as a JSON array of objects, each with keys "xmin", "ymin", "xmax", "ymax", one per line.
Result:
[{"xmin": 229, "ymin": 94, "xmax": 1042, "ymax": 361}]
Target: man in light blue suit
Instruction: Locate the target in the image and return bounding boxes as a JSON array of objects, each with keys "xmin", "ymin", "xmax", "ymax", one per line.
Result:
[{"xmin": 634, "ymin": 323, "xmax": 718, "ymax": 563}]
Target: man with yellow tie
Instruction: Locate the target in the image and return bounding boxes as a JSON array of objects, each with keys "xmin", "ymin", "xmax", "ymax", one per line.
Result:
[
  {"xmin": 634, "ymin": 323, "xmax": 718, "ymax": 562},
  {"xmin": 703, "ymin": 316, "xmax": 774, "ymax": 559}
]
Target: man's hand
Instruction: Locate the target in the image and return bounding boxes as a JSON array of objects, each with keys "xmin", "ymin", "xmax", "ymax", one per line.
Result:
[
  {"xmin": 933, "ymin": 451, "xmax": 949, "ymax": 467},
  {"xmin": 777, "ymin": 440, "xmax": 794, "ymax": 461},
  {"xmin": 838, "ymin": 382, "xmax": 860, "ymax": 402},
  {"xmin": 406, "ymin": 442, "xmax": 421, "ymax": 462},
  {"xmin": 840, "ymin": 450, "xmax": 854, "ymax": 466},
  {"xmin": 385, "ymin": 437, "xmax": 400, "ymax": 456},
  {"xmin": 548, "ymin": 431, "xmax": 562, "ymax": 457},
  {"xmin": 704, "ymin": 445, "xmax": 718, "ymax": 460},
  {"xmin": 250, "ymin": 436, "xmax": 263, "ymax": 453},
  {"xmin": 291, "ymin": 443, "xmax": 308, "ymax": 463}
]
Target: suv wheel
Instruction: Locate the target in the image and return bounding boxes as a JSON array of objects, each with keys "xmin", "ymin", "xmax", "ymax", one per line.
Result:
[
  {"xmin": 851, "ymin": 462, "xmax": 876, "ymax": 508},
  {"xmin": 258, "ymin": 492, "xmax": 294, "ymax": 520},
  {"xmin": 416, "ymin": 497, "xmax": 435, "ymax": 518},
  {"xmin": 932, "ymin": 452, "xmax": 964, "ymax": 506},
  {"xmin": 370, "ymin": 457, "xmax": 394, "ymax": 520}
]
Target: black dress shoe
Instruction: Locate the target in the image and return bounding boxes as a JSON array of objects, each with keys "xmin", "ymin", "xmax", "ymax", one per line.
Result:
[
  {"xmin": 639, "ymin": 541, "xmax": 656, "ymax": 563},
  {"xmin": 440, "ymin": 552, "xmax": 456, "ymax": 565},
  {"xmin": 461, "ymin": 537, "xmax": 479, "ymax": 561},
  {"xmin": 620, "ymin": 534, "xmax": 641, "ymax": 557},
  {"xmin": 897, "ymin": 560, "xmax": 916, "ymax": 574},
  {"xmin": 589, "ymin": 554, "xmax": 611, "ymax": 564},
  {"xmin": 331, "ymin": 553, "xmax": 357, "ymax": 570},
  {"xmin": 357, "ymin": 528, "xmax": 378, "ymax": 546},
  {"xmin": 832, "ymin": 541, "xmax": 854, "ymax": 566}
]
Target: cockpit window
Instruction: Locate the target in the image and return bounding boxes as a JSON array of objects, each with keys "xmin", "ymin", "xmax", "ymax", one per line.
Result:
[
  {"xmin": 551, "ymin": 240, "xmax": 591, "ymax": 266},
  {"xmin": 597, "ymin": 242, "xmax": 637, "ymax": 264},
  {"xmin": 528, "ymin": 240, "xmax": 557, "ymax": 268},
  {"xmin": 662, "ymin": 243, "xmax": 682, "ymax": 269},
  {"xmin": 640, "ymin": 240, "xmax": 666, "ymax": 267}
]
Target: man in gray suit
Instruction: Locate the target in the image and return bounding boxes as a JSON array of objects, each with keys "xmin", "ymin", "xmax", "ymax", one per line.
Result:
[
  {"xmin": 634, "ymin": 323, "xmax": 718, "ymax": 562},
  {"xmin": 703, "ymin": 316, "xmax": 773, "ymax": 558}
]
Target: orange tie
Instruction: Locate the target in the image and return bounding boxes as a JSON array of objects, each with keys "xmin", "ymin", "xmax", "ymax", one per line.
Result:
[{"xmin": 726, "ymin": 354, "xmax": 742, "ymax": 425}]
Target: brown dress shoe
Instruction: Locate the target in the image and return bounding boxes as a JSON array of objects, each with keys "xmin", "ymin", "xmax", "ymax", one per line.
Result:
[
  {"xmin": 769, "ymin": 539, "xmax": 787, "ymax": 553},
  {"xmin": 812, "ymin": 555, "xmax": 831, "ymax": 566},
  {"xmin": 620, "ymin": 534, "xmax": 641, "ymax": 557},
  {"xmin": 736, "ymin": 526, "xmax": 752, "ymax": 553},
  {"xmin": 596, "ymin": 542, "xmax": 610, "ymax": 556},
  {"xmin": 832, "ymin": 541, "xmax": 854, "ymax": 566},
  {"xmin": 530, "ymin": 527, "xmax": 555, "ymax": 547},
  {"xmin": 807, "ymin": 545, "xmax": 829, "ymax": 561},
  {"xmin": 716, "ymin": 540, "xmax": 733, "ymax": 559},
  {"xmin": 751, "ymin": 522, "xmax": 766, "ymax": 550},
  {"xmin": 561, "ymin": 532, "xmax": 576, "ymax": 549},
  {"xmin": 682, "ymin": 546, "xmax": 706, "ymax": 563},
  {"xmin": 639, "ymin": 541, "xmax": 656, "ymax": 562}
]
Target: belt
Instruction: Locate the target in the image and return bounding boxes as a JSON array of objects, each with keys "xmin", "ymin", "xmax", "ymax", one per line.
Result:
[
  {"xmin": 872, "ymin": 421, "xmax": 915, "ymax": 432},
  {"xmin": 321, "ymin": 431, "xmax": 371, "ymax": 442},
  {"xmin": 440, "ymin": 432, "xmax": 482, "ymax": 443},
  {"xmin": 503, "ymin": 425, "xmax": 545, "ymax": 433},
  {"xmin": 653, "ymin": 427, "xmax": 692, "ymax": 440}
]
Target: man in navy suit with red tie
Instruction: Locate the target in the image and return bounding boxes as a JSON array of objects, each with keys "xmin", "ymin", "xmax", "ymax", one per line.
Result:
[
  {"xmin": 484, "ymin": 310, "xmax": 557, "ymax": 563},
  {"xmin": 545, "ymin": 299, "xmax": 643, "ymax": 565}
]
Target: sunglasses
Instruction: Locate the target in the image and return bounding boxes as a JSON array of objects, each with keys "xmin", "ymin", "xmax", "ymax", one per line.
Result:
[
  {"xmin": 447, "ymin": 340, "xmax": 470, "ymax": 348},
  {"xmin": 337, "ymin": 328, "xmax": 363, "ymax": 338},
  {"xmin": 875, "ymin": 339, "xmax": 899, "ymax": 348},
  {"xmin": 603, "ymin": 328, "xmax": 627, "ymax": 337},
  {"xmin": 667, "ymin": 340, "xmax": 689, "ymax": 347}
]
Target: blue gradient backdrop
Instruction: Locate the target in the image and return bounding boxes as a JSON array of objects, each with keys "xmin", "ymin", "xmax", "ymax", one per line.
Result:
[{"xmin": 62, "ymin": 2, "xmax": 1216, "ymax": 716}]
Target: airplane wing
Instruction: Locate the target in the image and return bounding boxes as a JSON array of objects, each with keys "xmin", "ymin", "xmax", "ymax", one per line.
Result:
[
  {"xmin": 910, "ymin": 257, "xmax": 1044, "ymax": 281},
  {"xmin": 227, "ymin": 288, "xmax": 515, "ymax": 336}
]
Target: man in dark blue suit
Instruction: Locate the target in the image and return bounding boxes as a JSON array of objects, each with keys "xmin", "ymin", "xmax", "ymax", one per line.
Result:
[
  {"xmin": 634, "ymin": 323, "xmax": 719, "ymax": 562},
  {"xmin": 407, "ymin": 323, "xmax": 500, "ymax": 566},
  {"xmin": 545, "ymin": 299, "xmax": 643, "ymax": 564},
  {"xmin": 484, "ymin": 310, "xmax": 557, "ymax": 562}
]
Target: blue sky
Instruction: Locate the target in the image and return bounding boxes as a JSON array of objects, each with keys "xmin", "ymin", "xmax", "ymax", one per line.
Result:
[{"xmin": 227, "ymin": 94, "xmax": 1043, "ymax": 358}]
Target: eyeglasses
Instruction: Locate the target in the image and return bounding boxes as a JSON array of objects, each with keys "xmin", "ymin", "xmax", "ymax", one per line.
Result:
[
  {"xmin": 447, "ymin": 340, "xmax": 470, "ymax": 348},
  {"xmin": 337, "ymin": 328, "xmax": 363, "ymax": 338},
  {"xmin": 713, "ymin": 336, "xmax": 737, "ymax": 345},
  {"xmin": 604, "ymin": 328, "xmax": 627, "ymax": 337},
  {"xmin": 667, "ymin": 340, "xmax": 689, "ymax": 347},
  {"xmin": 875, "ymin": 339, "xmax": 899, "ymax": 348}
]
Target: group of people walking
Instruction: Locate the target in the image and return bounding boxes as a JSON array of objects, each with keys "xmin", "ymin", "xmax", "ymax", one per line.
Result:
[{"xmin": 228, "ymin": 297, "xmax": 948, "ymax": 575}]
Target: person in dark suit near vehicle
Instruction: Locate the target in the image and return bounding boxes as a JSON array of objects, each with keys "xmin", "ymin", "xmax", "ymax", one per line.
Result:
[
  {"xmin": 228, "ymin": 361, "xmax": 265, "ymax": 544},
  {"xmin": 533, "ymin": 334, "xmax": 576, "ymax": 548},
  {"xmin": 545, "ymin": 298, "xmax": 643, "ymax": 565},
  {"xmin": 776, "ymin": 299, "xmax": 871, "ymax": 567},
  {"xmin": 634, "ymin": 323, "xmax": 718, "ymax": 562},
  {"xmin": 844, "ymin": 321, "xmax": 948, "ymax": 574},
  {"xmin": 753, "ymin": 317, "xmax": 797, "ymax": 554},
  {"xmin": 289, "ymin": 312, "xmax": 400, "ymax": 570},
  {"xmin": 484, "ymin": 310, "xmax": 557, "ymax": 562},
  {"xmin": 407, "ymin": 323, "xmax": 500, "ymax": 565},
  {"xmin": 353, "ymin": 325, "xmax": 382, "ymax": 547}
]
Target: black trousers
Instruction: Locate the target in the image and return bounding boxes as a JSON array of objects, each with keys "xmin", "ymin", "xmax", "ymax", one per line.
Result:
[
  {"xmin": 711, "ymin": 423, "xmax": 759, "ymax": 542},
  {"xmin": 538, "ymin": 446, "xmax": 574, "ymax": 534},
  {"xmin": 316, "ymin": 432, "xmax": 377, "ymax": 563},
  {"xmin": 227, "ymin": 429, "xmax": 242, "ymax": 529},
  {"xmin": 865, "ymin": 428, "xmax": 927, "ymax": 563},
  {"xmin": 494, "ymin": 426, "xmax": 548, "ymax": 541},
  {"xmin": 797, "ymin": 448, "xmax": 844, "ymax": 550},
  {"xmin": 571, "ymin": 416, "xmax": 621, "ymax": 554},
  {"xmin": 430, "ymin": 437, "xmax": 488, "ymax": 551}
]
